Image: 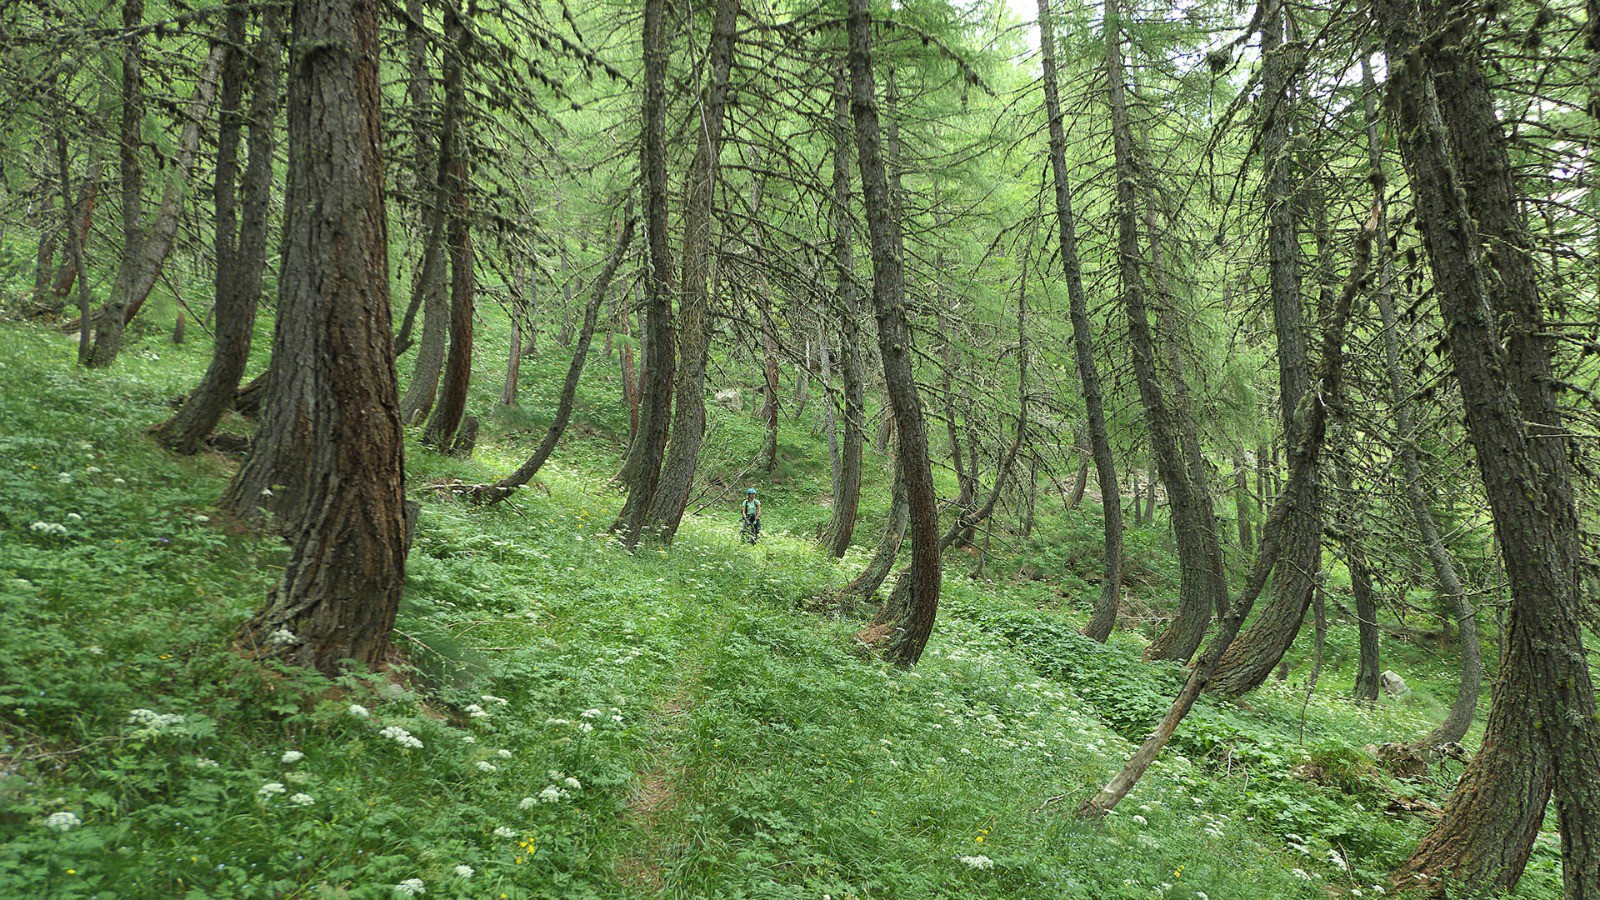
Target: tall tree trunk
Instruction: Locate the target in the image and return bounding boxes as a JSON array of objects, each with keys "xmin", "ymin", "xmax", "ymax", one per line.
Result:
[
  {"xmin": 396, "ymin": 0, "xmax": 448, "ymax": 423},
  {"xmin": 485, "ymin": 212, "xmax": 635, "ymax": 495},
  {"xmin": 1359, "ymin": 55, "xmax": 1481, "ymax": 747},
  {"xmin": 1037, "ymin": 0, "xmax": 1124, "ymax": 640},
  {"xmin": 848, "ymin": 0, "xmax": 941, "ymax": 667},
  {"xmin": 87, "ymin": 36, "xmax": 227, "ymax": 367},
  {"xmin": 1208, "ymin": 0, "xmax": 1323, "ymax": 695},
  {"xmin": 821, "ymin": 69, "xmax": 866, "ymax": 558},
  {"xmin": 1081, "ymin": 200, "xmax": 1371, "ymax": 820},
  {"xmin": 1103, "ymin": 0, "xmax": 1223, "ymax": 663},
  {"xmin": 642, "ymin": 0, "xmax": 740, "ymax": 542},
  {"xmin": 611, "ymin": 0, "xmax": 676, "ymax": 548},
  {"xmin": 54, "ymin": 110, "xmax": 92, "ymax": 364},
  {"xmin": 758, "ymin": 292, "xmax": 781, "ymax": 472},
  {"xmin": 1383, "ymin": 1, "xmax": 1600, "ymax": 892},
  {"xmin": 420, "ymin": 1, "xmax": 474, "ymax": 449},
  {"xmin": 91, "ymin": 0, "xmax": 145, "ymax": 369},
  {"xmin": 240, "ymin": 0, "xmax": 407, "ymax": 677},
  {"xmin": 155, "ymin": 3, "xmax": 283, "ymax": 454}
]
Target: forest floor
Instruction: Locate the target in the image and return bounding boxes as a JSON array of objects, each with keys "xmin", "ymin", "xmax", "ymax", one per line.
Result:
[{"xmin": 0, "ymin": 320, "xmax": 1566, "ymax": 898}]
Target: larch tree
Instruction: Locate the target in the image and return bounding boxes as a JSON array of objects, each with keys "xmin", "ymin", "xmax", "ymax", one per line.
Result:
[{"xmin": 241, "ymin": 0, "xmax": 409, "ymax": 676}]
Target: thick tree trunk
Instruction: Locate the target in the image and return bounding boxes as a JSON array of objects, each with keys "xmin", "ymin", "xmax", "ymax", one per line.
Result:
[
  {"xmin": 1103, "ymin": 0, "xmax": 1222, "ymax": 664},
  {"xmin": 1038, "ymin": 0, "xmax": 1124, "ymax": 641},
  {"xmin": 396, "ymin": 0, "xmax": 448, "ymax": 422},
  {"xmin": 848, "ymin": 0, "xmax": 941, "ymax": 667},
  {"xmin": 1207, "ymin": 0, "xmax": 1322, "ymax": 695},
  {"xmin": 641, "ymin": 0, "xmax": 739, "ymax": 542},
  {"xmin": 419, "ymin": 147, "xmax": 473, "ymax": 451},
  {"xmin": 484, "ymin": 212, "xmax": 634, "ymax": 495},
  {"xmin": 1383, "ymin": 1, "xmax": 1600, "ymax": 892},
  {"xmin": 821, "ymin": 65, "xmax": 866, "ymax": 559},
  {"xmin": 240, "ymin": 0, "xmax": 407, "ymax": 677},
  {"xmin": 91, "ymin": 0, "xmax": 145, "ymax": 369},
  {"xmin": 155, "ymin": 4, "xmax": 283, "ymax": 454},
  {"xmin": 1331, "ymin": 451, "xmax": 1382, "ymax": 704},
  {"xmin": 87, "ymin": 36, "xmax": 227, "ymax": 367},
  {"xmin": 611, "ymin": 0, "xmax": 676, "ymax": 548}
]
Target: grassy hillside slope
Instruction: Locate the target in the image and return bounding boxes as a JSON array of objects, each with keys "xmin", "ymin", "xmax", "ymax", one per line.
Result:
[{"xmin": 0, "ymin": 322, "xmax": 1563, "ymax": 898}]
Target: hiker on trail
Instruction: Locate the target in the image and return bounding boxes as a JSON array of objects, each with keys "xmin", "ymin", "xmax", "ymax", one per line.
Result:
[{"xmin": 741, "ymin": 488, "xmax": 761, "ymax": 539}]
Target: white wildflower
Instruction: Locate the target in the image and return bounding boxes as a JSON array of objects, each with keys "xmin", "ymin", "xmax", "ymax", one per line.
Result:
[
  {"xmin": 84, "ymin": 466, "xmax": 102, "ymax": 475},
  {"xmin": 562, "ymin": 776, "xmax": 581, "ymax": 791},
  {"xmin": 578, "ymin": 722, "xmax": 594, "ymax": 733},
  {"xmin": 494, "ymin": 826, "xmax": 517, "ymax": 838},
  {"xmin": 289, "ymin": 793, "xmax": 315, "ymax": 807},
  {"xmin": 1328, "ymin": 849, "xmax": 1349, "ymax": 871},
  {"xmin": 192, "ymin": 757, "xmax": 219, "ymax": 769},
  {"xmin": 496, "ymin": 749, "xmax": 513, "ymax": 759},
  {"xmin": 258, "ymin": 782, "xmax": 287, "ymax": 798},
  {"xmin": 379, "ymin": 726, "xmax": 423, "ymax": 749},
  {"xmin": 1131, "ymin": 815, "xmax": 1148, "ymax": 826},
  {"xmin": 66, "ymin": 513, "xmax": 83, "ymax": 522},
  {"xmin": 44, "ymin": 811, "xmax": 81, "ymax": 832},
  {"xmin": 347, "ymin": 704, "xmax": 371, "ymax": 718},
  {"xmin": 461, "ymin": 735, "xmax": 476, "ymax": 744},
  {"xmin": 475, "ymin": 761, "xmax": 497, "ymax": 773},
  {"xmin": 464, "ymin": 704, "xmax": 489, "ymax": 719},
  {"xmin": 538, "ymin": 785, "xmax": 568, "ymax": 803},
  {"xmin": 113, "ymin": 477, "xmax": 127, "ymax": 485},
  {"xmin": 57, "ymin": 472, "xmax": 73, "ymax": 483},
  {"xmin": 519, "ymin": 797, "xmax": 538, "ymax": 810},
  {"xmin": 956, "ymin": 855, "xmax": 994, "ymax": 870},
  {"xmin": 394, "ymin": 878, "xmax": 426, "ymax": 896},
  {"xmin": 480, "ymin": 694, "xmax": 508, "ymax": 706},
  {"xmin": 1290, "ymin": 868, "xmax": 1312, "ymax": 881},
  {"xmin": 281, "ymin": 750, "xmax": 305, "ymax": 764},
  {"xmin": 453, "ymin": 864, "xmax": 474, "ymax": 878},
  {"xmin": 580, "ymin": 708, "xmax": 603, "ymax": 719},
  {"xmin": 267, "ymin": 628, "xmax": 299, "ymax": 647},
  {"xmin": 86, "ymin": 645, "xmax": 103, "ymax": 655}
]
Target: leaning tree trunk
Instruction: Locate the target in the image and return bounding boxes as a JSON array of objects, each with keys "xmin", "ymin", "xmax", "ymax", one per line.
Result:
[
  {"xmin": 847, "ymin": 0, "xmax": 941, "ymax": 667},
  {"xmin": 1331, "ymin": 447, "xmax": 1382, "ymax": 704},
  {"xmin": 87, "ymin": 36, "xmax": 227, "ymax": 368},
  {"xmin": 611, "ymin": 0, "xmax": 676, "ymax": 549},
  {"xmin": 53, "ymin": 109, "xmax": 93, "ymax": 364},
  {"xmin": 1207, "ymin": 0, "xmax": 1322, "ymax": 696},
  {"xmin": 479, "ymin": 212, "xmax": 635, "ymax": 498},
  {"xmin": 1103, "ymin": 0, "xmax": 1222, "ymax": 664},
  {"xmin": 838, "ymin": 460, "xmax": 909, "ymax": 602},
  {"xmin": 1038, "ymin": 0, "xmax": 1124, "ymax": 640},
  {"xmin": 155, "ymin": 3, "xmax": 283, "ymax": 454},
  {"xmin": 240, "ymin": 0, "xmax": 407, "ymax": 677},
  {"xmin": 641, "ymin": 0, "xmax": 740, "ymax": 542},
  {"xmin": 90, "ymin": 0, "xmax": 145, "ymax": 370},
  {"xmin": 49, "ymin": 150, "xmax": 103, "ymax": 308},
  {"xmin": 1080, "ymin": 195, "xmax": 1371, "ymax": 820},
  {"xmin": 1382, "ymin": 0, "xmax": 1600, "ymax": 892},
  {"xmin": 820, "ymin": 65, "xmax": 867, "ymax": 559}
]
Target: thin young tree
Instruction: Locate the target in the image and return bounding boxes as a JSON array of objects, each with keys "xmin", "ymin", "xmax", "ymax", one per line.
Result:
[
  {"xmin": 846, "ymin": 0, "xmax": 940, "ymax": 667},
  {"xmin": 1037, "ymin": 0, "xmax": 1123, "ymax": 643}
]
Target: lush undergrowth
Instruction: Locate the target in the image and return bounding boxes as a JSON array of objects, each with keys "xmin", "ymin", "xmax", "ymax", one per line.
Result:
[{"xmin": 0, "ymin": 321, "xmax": 1563, "ymax": 898}]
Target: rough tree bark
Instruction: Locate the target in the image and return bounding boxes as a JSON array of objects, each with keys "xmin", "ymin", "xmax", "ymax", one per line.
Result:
[
  {"xmin": 154, "ymin": 4, "xmax": 283, "ymax": 454},
  {"xmin": 1037, "ymin": 0, "xmax": 1124, "ymax": 640},
  {"xmin": 1080, "ymin": 202, "xmax": 1372, "ymax": 820},
  {"xmin": 1208, "ymin": 0, "xmax": 1323, "ymax": 696},
  {"xmin": 611, "ymin": 0, "xmax": 676, "ymax": 548},
  {"xmin": 641, "ymin": 0, "xmax": 740, "ymax": 542},
  {"xmin": 1104, "ymin": 0, "xmax": 1223, "ymax": 664},
  {"xmin": 820, "ymin": 65, "xmax": 867, "ymax": 559},
  {"xmin": 87, "ymin": 34, "xmax": 227, "ymax": 367},
  {"xmin": 837, "ymin": 460, "xmax": 909, "ymax": 602},
  {"xmin": 847, "ymin": 0, "xmax": 941, "ymax": 667},
  {"xmin": 1383, "ymin": 0, "xmax": 1600, "ymax": 893},
  {"xmin": 396, "ymin": 0, "xmax": 450, "ymax": 424},
  {"xmin": 239, "ymin": 0, "xmax": 407, "ymax": 677}
]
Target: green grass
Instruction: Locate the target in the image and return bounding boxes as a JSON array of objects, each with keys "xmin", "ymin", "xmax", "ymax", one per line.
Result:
[{"xmin": 0, "ymin": 318, "xmax": 1564, "ymax": 899}]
